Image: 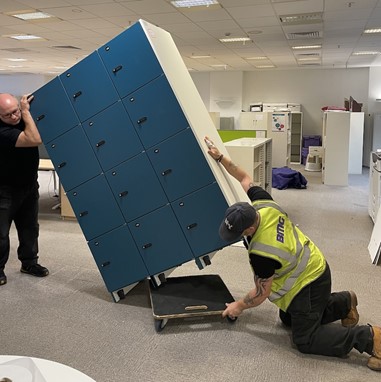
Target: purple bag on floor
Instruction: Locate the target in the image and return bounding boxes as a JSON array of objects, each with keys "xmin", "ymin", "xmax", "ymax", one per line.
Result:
[{"xmin": 272, "ymin": 167, "xmax": 308, "ymax": 190}]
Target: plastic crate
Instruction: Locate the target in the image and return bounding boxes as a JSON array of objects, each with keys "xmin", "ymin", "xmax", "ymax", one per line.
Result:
[
  {"xmin": 302, "ymin": 135, "xmax": 321, "ymax": 148},
  {"xmin": 301, "ymin": 147, "xmax": 309, "ymax": 165}
]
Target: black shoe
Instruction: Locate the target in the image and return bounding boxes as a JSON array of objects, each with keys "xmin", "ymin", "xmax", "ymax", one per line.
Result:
[
  {"xmin": 20, "ymin": 264, "xmax": 49, "ymax": 277},
  {"xmin": 0, "ymin": 271, "xmax": 6, "ymax": 286}
]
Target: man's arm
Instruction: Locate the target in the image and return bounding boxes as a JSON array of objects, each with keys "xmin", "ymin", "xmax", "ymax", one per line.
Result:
[
  {"xmin": 222, "ymin": 275, "xmax": 274, "ymax": 318},
  {"xmin": 15, "ymin": 94, "xmax": 42, "ymax": 147},
  {"xmin": 205, "ymin": 136, "xmax": 254, "ymax": 193}
]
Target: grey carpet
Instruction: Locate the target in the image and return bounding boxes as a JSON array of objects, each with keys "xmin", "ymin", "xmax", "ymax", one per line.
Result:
[{"xmin": 1, "ymin": 166, "xmax": 380, "ymax": 382}]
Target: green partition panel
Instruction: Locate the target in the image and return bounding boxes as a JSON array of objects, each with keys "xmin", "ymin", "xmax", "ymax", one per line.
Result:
[{"xmin": 218, "ymin": 130, "xmax": 258, "ymax": 142}]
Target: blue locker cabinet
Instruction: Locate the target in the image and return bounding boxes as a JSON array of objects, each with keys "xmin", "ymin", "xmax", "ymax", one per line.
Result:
[
  {"xmin": 30, "ymin": 20, "xmax": 249, "ymax": 299},
  {"xmin": 60, "ymin": 51, "xmax": 120, "ymax": 123},
  {"xmin": 122, "ymin": 74, "xmax": 189, "ymax": 148},
  {"xmin": 82, "ymin": 101, "xmax": 143, "ymax": 172}
]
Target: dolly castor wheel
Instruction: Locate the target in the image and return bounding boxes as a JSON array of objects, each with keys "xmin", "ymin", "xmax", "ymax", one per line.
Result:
[
  {"xmin": 117, "ymin": 289, "xmax": 125, "ymax": 300},
  {"xmin": 154, "ymin": 318, "xmax": 168, "ymax": 333}
]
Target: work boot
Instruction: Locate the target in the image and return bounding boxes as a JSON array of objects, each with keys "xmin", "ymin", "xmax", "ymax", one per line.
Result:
[
  {"xmin": 341, "ymin": 290, "xmax": 359, "ymax": 327},
  {"xmin": 368, "ymin": 326, "xmax": 381, "ymax": 371}
]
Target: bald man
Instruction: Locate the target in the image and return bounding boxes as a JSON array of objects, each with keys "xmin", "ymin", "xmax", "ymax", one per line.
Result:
[{"xmin": 0, "ymin": 93, "xmax": 49, "ymax": 285}]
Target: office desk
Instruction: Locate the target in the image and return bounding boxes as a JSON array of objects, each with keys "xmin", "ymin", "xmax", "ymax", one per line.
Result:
[
  {"xmin": 0, "ymin": 355, "xmax": 95, "ymax": 381},
  {"xmin": 38, "ymin": 159, "xmax": 54, "ymax": 171},
  {"xmin": 38, "ymin": 159, "xmax": 58, "ymax": 195}
]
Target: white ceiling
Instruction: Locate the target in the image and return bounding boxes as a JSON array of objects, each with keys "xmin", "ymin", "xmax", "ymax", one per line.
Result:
[{"xmin": 1, "ymin": 0, "xmax": 381, "ymax": 75}]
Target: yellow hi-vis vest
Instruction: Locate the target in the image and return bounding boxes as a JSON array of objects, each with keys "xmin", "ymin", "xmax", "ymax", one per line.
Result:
[{"xmin": 249, "ymin": 200, "xmax": 326, "ymax": 312}]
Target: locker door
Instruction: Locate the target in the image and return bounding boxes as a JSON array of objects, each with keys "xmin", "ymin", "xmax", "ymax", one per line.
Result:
[
  {"xmin": 105, "ymin": 153, "xmax": 168, "ymax": 222},
  {"xmin": 128, "ymin": 205, "xmax": 194, "ymax": 275},
  {"xmin": 66, "ymin": 175, "xmax": 125, "ymax": 241},
  {"xmin": 30, "ymin": 77, "xmax": 79, "ymax": 144},
  {"xmin": 98, "ymin": 22, "xmax": 163, "ymax": 99},
  {"xmin": 147, "ymin": 128, "xmax": 215, "ymax": 201},
  {"xmin": 83, "ymin": 101, "xmax": 143, "ymax": 171},
  {"xmin": 172, "ymin": 183, "xmax": 232, "ymax": 256},
  {"xmin": 88, "ymin": 225, "xmax": 148, "ymax": 292},
  {"xmin": 122, "ymin": 74, "xmax": 189, "ymax": 148},
  {"xmin": 60, "ymin": 51, "xmax": 119, "ymax": 122},
  {"xmin": 46, "ymin": 125, "xmax": 102, "ymax": 191}
]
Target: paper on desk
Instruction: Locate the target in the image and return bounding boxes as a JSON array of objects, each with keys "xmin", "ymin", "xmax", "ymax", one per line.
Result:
[{"xmin": 0, "ymin": 357, "xmax": 47, "ymax": 382}]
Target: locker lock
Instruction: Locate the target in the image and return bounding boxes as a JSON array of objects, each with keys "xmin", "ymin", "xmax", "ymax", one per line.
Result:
[
  {"xmin": 112, "ymin": 65, "xmax": 122, "ymax": 73},
  {"xmin": 58, "ymin": 162, "xmax": 67, "ymax": 169},
  {"xmin": 73, "ymin": 91, "xmax": 82, "ymax": 99},
  {"xmin": 37, "ymin": 114, "xmax": 45, "ymax": 121},
  {"xmin": 79, "ymin": 211, "xmax": 88, "ymax": 217},
  {"xmin": 161, "ymin": 169, "xmax": 172, "ymax": 176},
  {"xmin": 101, "ymin": 261, "xmax": 110, "ymax": 267},
  {"xmin": 187, "ymin": 223, "xmax": 198, "ymax": 230},
  {"xmin": 96, "ymin": 140, "xmax": 106, "ymax": 148},
  {"xmin": 137, "ymin": 116, "xmax": 147, "ymax": 125},
  {"xmin": 118, "ymin": 190, "xmax": 128, "ymax": 198}
]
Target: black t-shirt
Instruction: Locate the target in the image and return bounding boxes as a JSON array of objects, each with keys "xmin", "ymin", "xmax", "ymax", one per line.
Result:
[
  {"xmin": 245, "ymin": 186, "xmax": 282, "ymax": 278},
  {"xmin": 0, "ymin": 119, "xmax": 39, "ymax": 186}
]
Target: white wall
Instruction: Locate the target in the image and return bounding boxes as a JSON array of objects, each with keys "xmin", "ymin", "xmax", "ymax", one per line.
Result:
[
  {"xmin": 0, "ymin": 73, "xmax": 54, "ymax": 96},
  {"xmin": 191, "ymin": 68, "xmax": 368, "ymax": 135},
  {"xmin": 191, "ymin": 71, "xmax": 243, "ymax": 128},
  {"xmin": 242, "ymin": 68, "xmax": 369, "ymax": 137}
]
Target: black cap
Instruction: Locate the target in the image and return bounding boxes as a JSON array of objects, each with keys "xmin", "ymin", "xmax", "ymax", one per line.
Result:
[{"xmin": 219, "ymin": 202, "xmax": 257, "ymax": 242}]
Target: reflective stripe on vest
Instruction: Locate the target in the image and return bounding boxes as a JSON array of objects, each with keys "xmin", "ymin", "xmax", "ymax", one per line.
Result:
[{"xmin": 249, "ymin": 200, "xmax": 312, "ymax": 304}]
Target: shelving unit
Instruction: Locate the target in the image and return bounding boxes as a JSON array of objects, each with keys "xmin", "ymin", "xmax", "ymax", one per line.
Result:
[
  {"xmin": 237, "ymin": 111, "xmax": 302, "ymax": 168},
  {"xmin": 290, "ymin": 112, "xmax": 303, "ymax": 163},
  {"xmin": 224, "ymin": 137, "xmax": 272, "ymax": 194},
  {"xmin": 369, "ymin": 151, "xmax": 381, "ymax": 223},
  {"xmin": 322, "ymin": 111, "xmax": 364, "ymax": 186},
  {"xmin": 322, "ymin": 112, "xmax": 350, "ymax": 186}
]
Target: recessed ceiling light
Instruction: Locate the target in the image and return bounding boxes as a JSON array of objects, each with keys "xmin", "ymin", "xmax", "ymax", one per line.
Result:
[
  {"xmin": 246, "ymin": 56, "xmax": 268, "ymax": 60},
  {"xmin": 171, "ymin": 0, "xmax": 219, "ymax": 7},
  {"xmin": 191, "ymin": 55, "xmax": 211, "ymax": 58},
  {"xmin": 255, "ymin": 65, "xmax": 275, "ymax": 68},
  {"xmin": 219, "ymin": 37, "xmax": 251, "ymax": 43},
  {"xmin": 7, "ymin": 35, "xmax": 44, "ymax": 40},
  {"xmin": 364, "ymin": 28, "xmax": 381, "ymax": 34},
  {"xmin": 10, "ymin": 11, "xmax": 54, "ymax": 20},
  {"xmin": 297, "ymin": 57, "xmax": 320, "ymax": 61},
  {"xmin": 6, "ymin": 58, "xmax": 27, "ymax": 62},
  {"xmin": 352, "ymin": 51, "xmax": 380, "ymax": 55},
  {"xmin": 292, "ymin": 44, "xmax": 322, "ymax": 50}
]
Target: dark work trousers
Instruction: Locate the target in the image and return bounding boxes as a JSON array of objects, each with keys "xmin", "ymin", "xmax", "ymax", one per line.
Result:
[
  {"xmin": 279, "ymin": 263, "xmax": 373, "ymax": 357},
  {"xmin": 0, "ymin": 182, "xmax": 40, "ymax": 272}
]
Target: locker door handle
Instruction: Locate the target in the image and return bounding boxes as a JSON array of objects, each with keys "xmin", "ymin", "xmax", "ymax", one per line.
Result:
[
  {"xmin": 137, "ymin": 117, "xmax": 147, "ymax": 125},
  {"xmin": 73, "ymin": 91, "xmax": 82, "ymax": 99},
  {"xmin": 96, "ymin": 140, "xmax": 105, "ymax": 148},
  {"xmin": 142, "ymin": 243, "xmax": 152, "ymax": 249},
  {"xmin": 112, "ymin": 65, "xmax": 122, "ymax": 73},
  {"xmin": 118, "ymin": 190, "xmax": 128, "ymax": 197},
  {"xmin": 101, "ymin": 261, "xmax": 110, "ymax": 267},
  {"xmin": 187, "ymin": 223, "xmax": 198, "ymax": 230},
  {"xmin": 37, "ymin": 114, "xmax": 45, "ymax": 121},
  {"xmin": 58, "ymin": 162, "xmax": 67, "ymax": 168},
  {"xmin": 79, "ymin": 211, "xmax": 88, "ymax": 217},
  {"xmin": 161, "ymin": 169, "xmax": 172, "ymax": 176}
]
